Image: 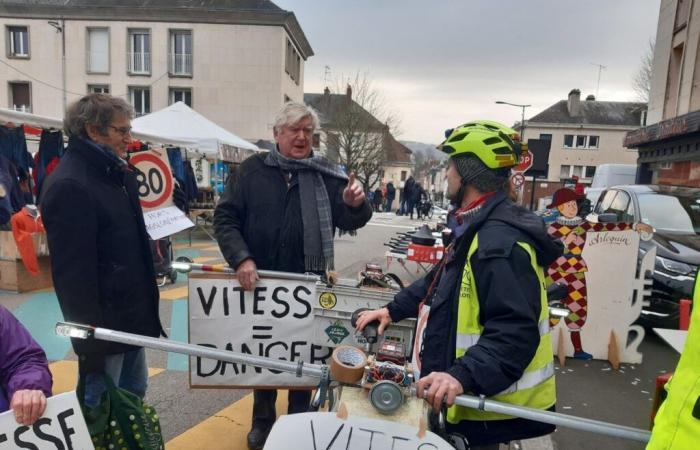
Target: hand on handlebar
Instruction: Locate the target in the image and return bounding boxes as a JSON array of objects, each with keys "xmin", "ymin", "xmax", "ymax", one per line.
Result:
[{"xmin": 354, "ymin": 307, "xmax": 392, "ymax": 335}]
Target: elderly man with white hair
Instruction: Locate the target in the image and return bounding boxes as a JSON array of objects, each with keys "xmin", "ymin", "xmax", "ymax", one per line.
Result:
[{"xmin": 214, "ymin": 101, "xmax": 372, "ymax": 449}]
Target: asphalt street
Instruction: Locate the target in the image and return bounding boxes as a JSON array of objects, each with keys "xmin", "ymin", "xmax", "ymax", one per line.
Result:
[{"xmin": 0, "ymin": 211, "xmax": 680, "ymax": 449}]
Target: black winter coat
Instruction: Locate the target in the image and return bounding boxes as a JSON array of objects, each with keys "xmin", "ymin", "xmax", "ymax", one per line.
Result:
[
  {"xmin": 213, "ymin": 153, "xmax": 372, "ymax": 273},
  {"xmin": 41, "ymin": 137, "xmax": 163, "ymax": 359},
  {"xmin": 387, "ymin": 192, "xmax": 563, "ymax": 445}
]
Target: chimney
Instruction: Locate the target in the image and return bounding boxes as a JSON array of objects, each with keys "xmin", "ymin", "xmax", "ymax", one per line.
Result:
[
  {"xmin": 585, "ymin": 94, "xmax": 596, "ymax": 101},
  {"xmin": 567, "ymin": 89, "xmax": 581, "ymax": 116},
  {"xmin": 323, "ymin": 86, "xmax": 330, "ymax": 96},
  {"xmin": 346, "ymin": 84, "xmax": 352, "ymax": 102}
]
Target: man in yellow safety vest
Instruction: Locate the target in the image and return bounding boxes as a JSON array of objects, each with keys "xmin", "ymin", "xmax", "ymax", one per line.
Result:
[{"xmin": 357, "ymin": 120, "xmax": 563, "ymax": 449}]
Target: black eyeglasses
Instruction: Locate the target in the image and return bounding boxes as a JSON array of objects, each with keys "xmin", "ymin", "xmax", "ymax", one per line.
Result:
[{"xmin": 108, "ymin": 125, "xmax": 132, "ymax": 136}]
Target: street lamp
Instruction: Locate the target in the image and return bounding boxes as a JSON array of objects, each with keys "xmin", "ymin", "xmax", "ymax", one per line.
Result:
[
  {"xmin": 495, "ymin": 100, "xmax": 535, "ymax": 209},
  {"xmin": 48, "ymin": 19, "xmax": 66, "ymax": 112},
  {"xmin": 494, "ymin": 100, "xmax": 530, "ymax": 140}
]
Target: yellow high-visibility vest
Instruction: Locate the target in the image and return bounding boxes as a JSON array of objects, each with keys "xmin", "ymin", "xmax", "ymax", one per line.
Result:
[
  {"xmin": 448, "ymin": 234, "xmax": 556, "ymax": 423},
  {"xmin": 647, "ymin": 274, "xmax": 700, "ymax": 449}
]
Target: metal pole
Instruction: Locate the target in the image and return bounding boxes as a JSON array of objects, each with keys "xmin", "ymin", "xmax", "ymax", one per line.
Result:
[
  {"xmin": 61, "ymin": 18, "xmax": 66, "ymax": 112},
  {"xmin": 59, "ymin": 323, "xmax": 652, "ymax": 443},
  {"xmin": 85, "ymin": 325, "xmax": 326, "ymax": 379},
  {"xmin": 174, "ymin": 262, "xmax": 322, "ymax": 283},
  {"xmin": 451, "ymin": 395, "xmax": 650, "ymax": 443}
]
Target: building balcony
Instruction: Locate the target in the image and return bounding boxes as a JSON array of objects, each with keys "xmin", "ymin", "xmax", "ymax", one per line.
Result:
[
  {"xmin": 127, "ymin": 52, "xmax": 151, "ymax": 75},
  {"xmin": 169, "ymin": 52, "xmax": 192, "ymax": 76}
]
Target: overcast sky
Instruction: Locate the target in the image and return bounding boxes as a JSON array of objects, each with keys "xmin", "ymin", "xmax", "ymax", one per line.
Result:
[{"xmin": 273, "ymin": 0, "xmax": 661, "ymax": 144}]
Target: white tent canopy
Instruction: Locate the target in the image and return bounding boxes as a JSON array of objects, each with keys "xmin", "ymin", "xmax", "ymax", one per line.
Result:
[{"xmin": 132, "ymin": 102, "xmax": 259, "ymax": 156}]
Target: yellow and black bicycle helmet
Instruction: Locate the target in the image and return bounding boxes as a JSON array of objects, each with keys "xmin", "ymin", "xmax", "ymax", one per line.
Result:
[{"xmin": 439, "ymin": 120, "xmax": 521, "ymax": 169}]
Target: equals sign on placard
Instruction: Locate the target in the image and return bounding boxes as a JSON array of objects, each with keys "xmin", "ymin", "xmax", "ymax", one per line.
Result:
[{"xmin": 252, "ymin": 325, "xmax": 273, "ymax": 339}]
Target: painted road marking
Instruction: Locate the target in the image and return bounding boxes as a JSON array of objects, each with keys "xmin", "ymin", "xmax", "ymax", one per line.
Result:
[
  {"xmin": 167, "ymin": 299, "xmax": 189, "ymax": 371},
  {"xmin": 193, "ymin": 256, "xmax": 223, "ymax": 264},
  {"xmin": 166, "ymin": 391, "xmax": 289, "ymax": 450},
  {"xmin": 160, "ymin": 286, "xmax": 189, "ymax": 301},
  {"xmin": 49, "ymin": 360, "xmax": 165, "ymax": 395},
  {"xmin": 365, "ymin": 221, "xmax": 416, "ymax": 229},
  {"xmin": 13, "ymin": 291, "xmax": 70, "ymax": 361}
]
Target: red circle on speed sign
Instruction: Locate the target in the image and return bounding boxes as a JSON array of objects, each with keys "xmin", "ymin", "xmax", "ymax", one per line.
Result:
[
  {"xmin": 129, "ymin": 152, "xmax": 173, "ymax": 209},
  {"xmin": 511, "ymin": 173, "xmax": 525, "ymax": 187}
]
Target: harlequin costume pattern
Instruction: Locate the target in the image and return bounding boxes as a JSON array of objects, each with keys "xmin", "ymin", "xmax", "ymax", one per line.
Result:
[{"xmin": 546, "ymin": 216, "xmax": 631, "ymax": 358}]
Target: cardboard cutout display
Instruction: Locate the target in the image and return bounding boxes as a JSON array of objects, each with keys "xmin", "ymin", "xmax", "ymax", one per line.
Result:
[{"xmin": 545, "ymin": 188, "xmax": 654, "ymax": 364}]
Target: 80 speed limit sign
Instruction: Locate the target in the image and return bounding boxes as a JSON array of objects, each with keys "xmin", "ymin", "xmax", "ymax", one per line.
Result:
[{"xmin": 130, "ymin": 151, "xmax": 174, "ymax": 211}]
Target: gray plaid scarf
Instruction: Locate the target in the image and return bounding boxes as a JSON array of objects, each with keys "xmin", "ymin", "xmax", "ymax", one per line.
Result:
[{"xmin": 264, "ymin": 146, "xmax": 348, "ymax": 271}]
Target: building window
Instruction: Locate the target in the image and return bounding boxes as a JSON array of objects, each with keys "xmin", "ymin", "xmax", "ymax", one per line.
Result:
[
  {"xmin": 539, "ymin": 133, "xmax": 552, "ymax": 140},
  {"xmin": 584, "ymin": 166, "xmax": 596, "ymax": 178},
  {"xmin": 169, "ymin": 88, "xmax": 192, "ymax": 107},
  {"xmin": 285, "ymin": 38, "xmax": 301, "ymax": 85},
  {"xmin": 169, "ymin": 30, "xmax": 192, "ymax": 76},
  {"xmin": 559, "ymin": 165, "xmax": 571, "ymax": 179},
  {"xmin": 575, "ymin": 135, "xmax": 587, "ymax": 148},
  {"xmin": 401, "ymin": 170, "xmax": 407, "ymax": 181},
  {"xmin": 7, "ymin": 26, "xmax": 29, "ymax": 58},
  {"xmin": 127, "ymin": 29, "xmax": 150, "ymax": 75},
  {"xmin": 563, "ymin": 135, "xmax": 574, "ymax": 148},
  {"xmin": 572, "ymin": 165, "xmax": 583, "ymax": 177},
  {"xmin": 86, "ymin": 28, "xmax": 109, "ymax": 73},
  {"xmin": 129, "ymin": 87, "xmax": 150, "ymax": 116},
  {"xmin": 87, "ymin": 84, "xmax": 110, "ymax": 94},
  {"xmin": 588, "ymin": 135, "xmax": 599, "ymax": 148},
  {"xmin": 9, "ymin": 81, "xmax": 31, "ymax": 112}
]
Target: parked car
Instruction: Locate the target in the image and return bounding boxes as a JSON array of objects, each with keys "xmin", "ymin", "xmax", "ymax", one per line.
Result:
[{"xmin": 588, "ymin": 184, "xmax": 700, "ymax": 329}]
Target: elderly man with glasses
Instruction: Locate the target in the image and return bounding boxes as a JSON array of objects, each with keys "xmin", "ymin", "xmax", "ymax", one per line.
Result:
[
  {"xmin": 41, "ymin": 94, "xmax": 164, "ymax": 409},
  {"xmin": 214, "ymin": 101, "xmax": 373, "ymax": 449}
]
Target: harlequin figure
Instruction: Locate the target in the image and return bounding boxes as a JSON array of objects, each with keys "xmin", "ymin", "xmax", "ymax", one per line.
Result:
[{"xmin": 545, "ymin": 188, "xmax": 633, "ymax": 360}]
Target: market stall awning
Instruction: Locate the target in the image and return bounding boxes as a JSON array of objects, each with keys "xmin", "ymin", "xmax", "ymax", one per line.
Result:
[{"xmin": 132, "ymin": 102, "xmax": 260, "ymax": 156}]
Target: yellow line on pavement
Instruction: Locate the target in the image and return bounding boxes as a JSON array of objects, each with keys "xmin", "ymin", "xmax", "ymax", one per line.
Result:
[
  {"xmin": 49, "ymin": 360, "xmax": 164, "ymax": 395},
  {"xmin": 166, "ymin": 391, "xmax": 289, "ymax": 450},
  {"xmin": 173, "ymin": 242, "xmax": 213, "ymax": 250},
  {"xmin": 193, "ymin": 256, "xmax": 223, "ymax": 264},
  {"xmin": 160, "ymin": 286, "xmax": 189, "ymax": 301}
]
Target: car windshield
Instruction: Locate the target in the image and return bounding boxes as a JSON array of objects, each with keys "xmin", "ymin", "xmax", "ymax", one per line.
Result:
[{"xmin": 637, "ymin": 192, "xmax": 700, "ymax": 234}]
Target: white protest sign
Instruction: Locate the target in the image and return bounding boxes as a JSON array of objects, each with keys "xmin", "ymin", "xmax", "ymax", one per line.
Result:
[
  {"xmin": 0, "ymin": 392, "xmax": 93, "ymax": 450},
  {"xmin": 143, "ymin": 205, "xmax": 194, "ymax": 241},
  {"xmin": 264, "ymin": 412, "xmax": 453, "ymax": 450},
  {"xmin": 131, "ymin": 149, "xmax": 193, "ymax": 239},
  {"xmin": 189, "ymin": 273, "xmax": 332, "ymax": 388}
]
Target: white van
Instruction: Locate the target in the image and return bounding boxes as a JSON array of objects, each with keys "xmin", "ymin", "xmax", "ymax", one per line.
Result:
[{"xmin": 585, "ymin": 164, "xmax": 637, "ymax": 206}]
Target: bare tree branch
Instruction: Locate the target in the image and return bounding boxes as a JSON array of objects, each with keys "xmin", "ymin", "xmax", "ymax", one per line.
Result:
[
  {"xmin": 322, "ymin": 73, "xmax": 399, "ymax": 190},
  {"xmin": 633, "ymin": 38, "xmax": 654, "ymax": 103}
]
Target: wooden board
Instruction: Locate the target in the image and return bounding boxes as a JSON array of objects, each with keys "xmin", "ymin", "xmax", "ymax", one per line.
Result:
[{"xmin": 0, "ymin": 256, "xmax": 53, "ymax": 292}]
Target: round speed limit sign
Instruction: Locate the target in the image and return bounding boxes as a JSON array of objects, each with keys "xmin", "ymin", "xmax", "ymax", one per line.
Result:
[
  {"xmin": 511, "ymin": 173, "xmax": 525, "ymax": 187},
  {"xmin": 130, "ymin": 152, "xmax": 174, "ymax": 209}
]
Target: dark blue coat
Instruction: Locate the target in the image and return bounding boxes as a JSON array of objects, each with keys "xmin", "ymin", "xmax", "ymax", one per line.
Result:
[{"xmin": 41, "ymin": 137, "xmax": 163, "ymax": 365}]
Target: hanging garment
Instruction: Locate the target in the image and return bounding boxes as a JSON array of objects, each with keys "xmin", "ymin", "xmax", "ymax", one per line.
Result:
[
  {"xmin": 10, "ymin": 206, "xmax": 45, "ymax": 275},
  {"xmin": 183, "ymin": 160, "xmax": 198, "ymax": 201},
  {"xmin": 0, "ymin": 125, "xmax": 32, "ymax": 172},
  {"xmin": 0, "ymin": 154, "xmax": 26, "ymax": 225},
  {"xmin": 34, "ymin": 129, "xmax": 64, "ymax": 198},
  {"xmin": 166, "ymin": 148, "xmax": 185, "ymax": 184}
]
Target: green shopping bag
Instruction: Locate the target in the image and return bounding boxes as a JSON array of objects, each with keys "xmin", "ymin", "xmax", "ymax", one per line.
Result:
[{"xmin": 78, "ymin": 375, "xmax": 164, "ymax": 450}]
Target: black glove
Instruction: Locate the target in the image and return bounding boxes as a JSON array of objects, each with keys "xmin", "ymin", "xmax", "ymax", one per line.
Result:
[{"xmin": 173, "ymin": 182, "xmax": 189, "ymax": 214}]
